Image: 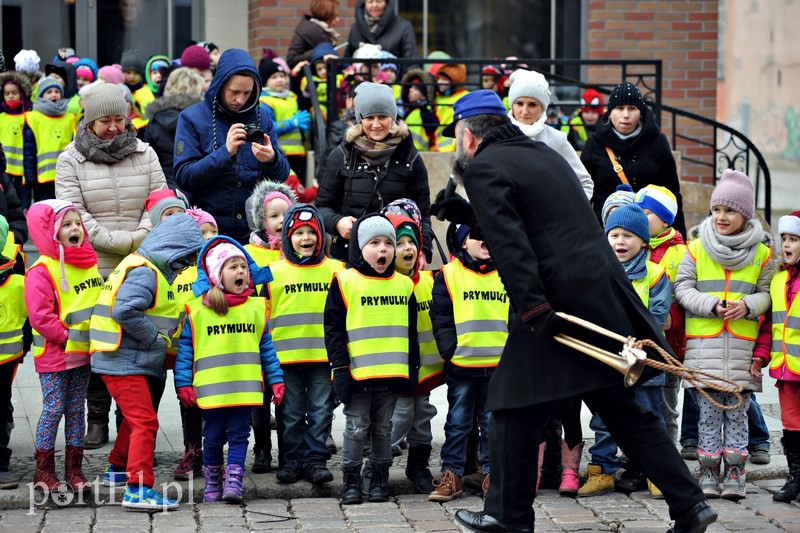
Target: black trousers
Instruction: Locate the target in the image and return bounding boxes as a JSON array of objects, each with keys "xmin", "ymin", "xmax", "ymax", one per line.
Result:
[
  {"xmin": 484, "ymin": 383, "xmax": 705, "ymax": 526},
  {"xmin": 0, "ymin": 359, "xmax": 19, "ymax": 470}
]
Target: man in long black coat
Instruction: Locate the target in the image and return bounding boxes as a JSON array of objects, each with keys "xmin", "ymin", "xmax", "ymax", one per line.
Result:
[{"xmin": 435, "ymin": 91, "xmax": 716, "ymax": 533}]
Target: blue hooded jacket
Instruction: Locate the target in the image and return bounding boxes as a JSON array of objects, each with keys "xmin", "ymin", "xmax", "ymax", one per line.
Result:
[
  {"xmin": 174, "ymin": 235, "xmax": 283, "ymax": 390},
  {"xmin": 174, "ymin": 48, "xmax": 290, "ymax": 244}
]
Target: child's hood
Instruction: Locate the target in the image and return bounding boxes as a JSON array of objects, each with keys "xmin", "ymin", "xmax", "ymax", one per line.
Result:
[
  {"xmin": 445, "ymin": 221, "xmax": 495, "ymax": 273},
  {"xmin": 281, "ymin": 203, "xmax": 326, "ymax": 265},
  {"xmin": 137, "ymin": 213, "xmax": 205, "ymax": 284},
  {"xmin": 193, "ymin": 235, "xmax": 273, "ymax": 297},
  {"xmin": 245, "ymin": 179, "xmax": 297, "ymax": 233},
  {"xmin": 0, "ymin": 71, "xmax": 33, "ymax": 101},
  {"xmin": 401, "ymin": 68, "xmax": 436, "ymax": 104},
  {"xmin": 27, "ymin": 200, "xmax": 93, "ymax": 260}
]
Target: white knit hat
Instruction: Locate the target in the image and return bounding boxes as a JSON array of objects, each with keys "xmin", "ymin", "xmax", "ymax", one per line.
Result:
[
  {"xmin": 13, "ymin": 49, "xmax": 40, "ymax": 74},
  {"xmin": 779, "ymin": 211, "xmax": 800, "ymax": 237},
  {"xmin": 508, "ymin": 69, "xmax": 551, "ymax": 109}
]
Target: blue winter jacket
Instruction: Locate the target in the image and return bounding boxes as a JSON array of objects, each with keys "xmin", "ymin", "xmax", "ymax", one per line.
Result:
[
  {"xmin": 91, "ymin": 214, "xmax": 206, "ymax": 379},
  {"xmin": 174, "ymin": 48, "xmax": 290, "ymax": 243},
  {"xmin": 173, "ymin": 236, "xmax": 283, "ymax": 390}
]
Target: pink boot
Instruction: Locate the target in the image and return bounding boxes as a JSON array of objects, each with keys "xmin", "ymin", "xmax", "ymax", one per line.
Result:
[
  {"xmin": 559, "ymin": 441, "xmax": 584, "ymax": 497},
  {"xmin": 535, "ymin": 442, "xmax": 546, "ymax": 495}
]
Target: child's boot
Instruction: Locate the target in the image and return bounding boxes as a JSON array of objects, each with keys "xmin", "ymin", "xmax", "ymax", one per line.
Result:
[
  {"xmin": 404, "ymin": 444, "xmax": 434, "ymax": 493},
  {"xmin": 558, "ymin": 441, "xmax": 584, "ymax": 497},
  {"xmin": 34, "ymin": 449, "xmax": 61, "ymax": 493},
  {"xmin": 577, "ymin": 464, "xmax": 614, "ymax": 497},
  {"xmin": 341, "ymin": 465, "xmax": 363, "ymax": 505},
  {"xmin": 720, "ymin": 448, "xmax": 747, "ymax": 501},
  {"xmin": 251, "ymin": 429, "xmax": 271, "ymax": 474},
  {"xmin": 222, "ymin": 464, "xmax": 245, "ymax": 503},
  {"xmin": 697, "ymin": 449, "xmax": 722, "ymax": 498},
  {"xmin": 64, "ymin": 445, "xmax": 90, "ymax": 494},
  {"xmin": 174, "ymin": 444, "xmax": 202, "ymax": 480},
  {"xmin": 774, "ymin": 429, "xmax": 800, "ymax": 502},
  {"xmin": 535, "ymin": 441, "xmax": 546, "ymax": 495},
  {"xmin": 203, "ymin": 465, "xmax": 223, "ymax": 503},
  {"xmin": 368, "ymin": 461, "xmax": 391, "ymax": 502}
]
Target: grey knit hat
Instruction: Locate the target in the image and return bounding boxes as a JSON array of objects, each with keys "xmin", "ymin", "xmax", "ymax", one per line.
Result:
[
  {"xmin": 354, "ymin": 82, "xmax": 397, "ymax": 121},
  {"xmin": 84, "ymin": 83, "xmax": 128, "ymax": 124},
  {"xmin": 357, "ymin": 215, "xmax": 396, "ymax": 250}
]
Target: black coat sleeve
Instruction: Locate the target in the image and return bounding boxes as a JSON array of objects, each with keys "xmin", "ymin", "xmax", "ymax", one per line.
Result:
[
  {"xmin": 0, "ymin": 173, "xmax": 27, "ymax": 246},
  {"xmin": 407, "ymin": 153, "xmax": 433, "ymax": 260},
  {"xmin": 324, "ymin": 276, "xmax": 350, "ymax": 368},
  {"xmin": 316, "ymin": 146, "xmax": 347, "ymax": 237},
  {"xmin": 399, "ymin": 19, "xmax": 418, "ymax": 59},
  {"xmin": 654, "ymin": 133, "xmax": 687, "ymax": 238},
  {"xmin": 430, "ymin": 271, "xmax": 457, "ymax": 360},
  {"xmin": 406, "ymin": 293, "xmax": 420, "ymax": 385}
]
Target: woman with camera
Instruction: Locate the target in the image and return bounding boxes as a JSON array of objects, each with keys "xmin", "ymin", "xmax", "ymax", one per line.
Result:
[
  {"xmin": 174, "ymin": 48, "xmax": 290, "ymax": 244},
  {"xmin": 317, "ymin": 82, "xmax": 432, "ymax": 263}
]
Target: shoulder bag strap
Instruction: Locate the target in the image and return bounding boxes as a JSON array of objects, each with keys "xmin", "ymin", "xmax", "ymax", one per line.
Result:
[{"xmin": 605, "ymin": 146, "xmax": 629, "ymax": 185}]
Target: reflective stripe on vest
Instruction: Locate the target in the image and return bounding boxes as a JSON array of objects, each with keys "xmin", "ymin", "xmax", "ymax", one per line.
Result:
[
  {"xmin": 167, "ymin": 265, "xmax": 199, "ymax": 357},
  {"xmin": 0, "ymin": 114, "xmax": 25, "ymax": 176},
  {"xmin": 28, "ymin": 256, "xmax": 103, "ymax": 357},
  {"xmin": 405, "ymin": 109, "xmax": 431, "ymax": 151},
  {"xmin": 336, "ymin": 268, "xmax": 414, "ymax": 380},
  {"xmin": 89, "ymin": 254, "xmax": 178, "ymax": 353},
  {"xmin": 434, "ymin": 91, "xmax": 469, "ymax": 152},
  {"xmin": 0, "ymin": 275, "xmax": 26, "ymax": 363},
  {"xmin": 25, "ymin": 111, "xmax": 75, "ymax": 183},
  {"xmin": 631, "ymin": 261, "xmax": 667, "ymax": 308},
  {"xmin": 260, "ymin": 94, "xmax": 305, "ymax": 156},
  {"xmin": 187, "ymin": 297, "xmax": 267, "ymax": 408},
  {"xmin": 770, "ymin": 270, "xmax": 800, "ymax": 376},
  {"xmin": 415, "ymin": 271, "xmax": 442, "ymax": 383},
  {"xmin": 441, "ymin": 259, "xmax": 509, "ymax": 368},
  {"xmin": 684, "ymin": 239, "xmax": 771, "ymax": 340},
  {"xmin": 268, "ymin": 257, "xmax": 343, "ymax": 364}
]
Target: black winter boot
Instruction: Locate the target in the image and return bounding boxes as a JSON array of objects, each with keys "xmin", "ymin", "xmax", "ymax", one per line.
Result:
[
  {"xmin": 774, "ymin": 429, "xmax": 800, "ymax": 502},
  {"xmin": 405, "ymin": 445, "xmax": 434, "ymax": 493},
  {"xmin": 369, "ymin": 461, "xmax": 391, "ymax": 502},
  {"xmin": 341, "ymin": 465, "xmax": 363, "ymax": 505}
]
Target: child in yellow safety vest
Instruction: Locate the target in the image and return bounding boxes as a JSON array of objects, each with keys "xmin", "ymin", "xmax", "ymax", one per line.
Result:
[
  {"xmin": 265, "ymin": 203, "xmax": 343, "ymax": 485},
  {"xmin": 0, "ymin": 214, "xmax": 28, "ymax": 490},
  {"xmin": 428, "ymin": 222, "xmax": 509, "ymax": 503},
  {"xmin": 0, "ymin": 71, "xmax": 35, "ymax": 209},
  {"xmin": 88, "ymin": 213, "xmax": 205, "ymax": 511},
  {"xmin": 174, "ymin": 236, "xmax": 284, "ymax": 504},
  {"xmin": 674, "ymin": 169, "xmax": 775, "ymax": 501},
  {"xmin": 325, "ymin": 213, "xmax": 419, "ymax": 505},
  {"xmin": 244, "ymin": 179, "xmax": 297, "ymax": 473},
  {"xmin": 581, "ymin": 204, "xmax": 673, "ymax": 499},
  {"xmin": 25, "ymin": 200, "xmax": 99, "ymax": 495},
  {"xmin": 0, "ymin": 148, "xmax": 29, "ymax": 275}
]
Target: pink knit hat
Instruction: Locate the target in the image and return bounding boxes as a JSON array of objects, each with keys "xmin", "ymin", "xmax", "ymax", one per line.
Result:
[
  {"xmin": 186, "ymin": 206, "xmax": 217, "ymax": 228},
  {"xmin": 204, "ymin": 243, "xmax": 247, "ymax": 288},
  {"xmin": 710, "ymin": 169, "xmax": 755, "ymax": 220},
  {"xmin": 98, "ymin": 64, "xmax": 124, "ymax": 84}
]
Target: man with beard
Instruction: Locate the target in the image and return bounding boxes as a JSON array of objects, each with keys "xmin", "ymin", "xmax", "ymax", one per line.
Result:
[{"xmin": 432, "ymin": 90, "xmax": 715, "ymax": 533}]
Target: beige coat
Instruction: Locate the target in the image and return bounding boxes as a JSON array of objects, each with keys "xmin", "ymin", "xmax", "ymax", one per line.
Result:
[{"xmin": 55, "ymin": 140, "xmax": 167, "ymax": 277}]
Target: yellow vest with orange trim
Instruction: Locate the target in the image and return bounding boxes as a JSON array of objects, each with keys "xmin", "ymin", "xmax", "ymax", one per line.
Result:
[
  {"xmin": 335, "ymin": 268, "xmax": 414, "ymax": 380},
  {"xmin": 132, "ymin": 85, "xmax": 155, "ymax": 120},
  {"xmin": 0, "ymin": 114, "xmax": 26, "ymax": 177},
  {"xmin": 260, "ymin": 93, "xmax": 305, "ymax": 157},
  {"xmin": 433, "ymin": 90, "xmax": 469, "ymax": 152},
  {"xmin": 652, "ymin": 241, "xmax": 687, "ymax": 283},
  {"xmin": 267, "ymin": 257, "xmax": 343, "ymax": 364},
  {"xmin": 631, "ymin": 261, "xmax": 667, "ymax": 308},
  {"xmin": 0, "ymin": 274, "xmax": 26, "ymax": 364},
  {"xmin": 770, "ymin": 269, "xmax": 800, "ymax": 376},
  {"xmin": 684, "ymin": 239, "xmax": 771, "ymax": 341},
  {"xmin": 414, "ymin": 270, "xmax": 442, "ymax": 383},
  {"xmin": 405, "ymin": 108, "xmax": 432, "ymax": 151},
  {"xmin": 2, "ymin": 233, "xmax": 23, "ymax": 269},
  {"xmin": 244, "ymin": 244, "xmax": 280, "ymax": 295},
  {"xmin": 29, "ymin": 256, "xmax": 102, "ymax": 358},
  {"xmin": 25, "ymin": 110, "xmax": 76, "ymax": 183},
  {"xmin": 441, "ymin": 259, "xmax": 509, "ymax": 368},
  {"xmin": 167, "ymin": 265, "xmax": 198, "ymax": 357}
]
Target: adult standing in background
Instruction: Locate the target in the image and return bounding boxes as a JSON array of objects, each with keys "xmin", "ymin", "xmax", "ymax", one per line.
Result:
[
  {"xmin": 345, "ymin": 0, "xmax": 417, "ymax": 60},
  {"xmin": 174, "ymin": 48, "xmax": 290, "ymax": 244},
  {"xmin": 287, "ymin": 0, "xmax": 342, "ymax": 70},
  {"xmin": 581, "ymin": 82, "xmax": 686, "ymax": 237}
]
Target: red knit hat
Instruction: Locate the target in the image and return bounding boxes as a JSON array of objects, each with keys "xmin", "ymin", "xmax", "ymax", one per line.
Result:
[
  {"xmin": 580, "ymin": 88, "xmax": 604, "ymax": 113},
  {"xmin": 180, "ymin": 45, "xmax": 211, "ymax": 70}
]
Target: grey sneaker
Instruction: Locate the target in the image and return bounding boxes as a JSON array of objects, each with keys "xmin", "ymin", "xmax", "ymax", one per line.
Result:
[
  {"xmin": 749, "ymin": 446, "xmax": 770, "ymax": 465},
  {"xmin": 0, "ymin": 470, "xmax": 18, "ymax": 489}
]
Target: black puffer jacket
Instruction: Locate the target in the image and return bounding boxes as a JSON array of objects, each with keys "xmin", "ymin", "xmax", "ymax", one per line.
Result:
[
  {"xmin": 581, "ymin": 106, "xmax": 686, "ymax": 237},
  {"xmin": 287, "ymin": 15, "xmax": 339, "ymax": 69},
  {"xmin": 345, "ymin": 0, "xmax": 417, "ymax": 58},
  {"xmin": 317, "ymin": 127, "xmax": 432, "ymax": 261},
  {"xmin": 144, "ymin": 94, "xmax": 201, "ymax": 190}
]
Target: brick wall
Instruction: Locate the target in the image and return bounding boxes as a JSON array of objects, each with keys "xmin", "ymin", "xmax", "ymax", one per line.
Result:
[{"xmin": 586, "ymin": 0, "xmax": 719, "ymax": 184}]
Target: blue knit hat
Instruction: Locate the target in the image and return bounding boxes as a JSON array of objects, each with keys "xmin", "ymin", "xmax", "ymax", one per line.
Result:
[{"xmin": 605, "ymin": 203, "xmax": 650, "ymax": 244}]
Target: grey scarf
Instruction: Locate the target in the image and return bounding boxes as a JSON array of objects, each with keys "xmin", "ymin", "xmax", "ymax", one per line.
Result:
[
  {"xmin": 364, "ymin": 13, "xmax": 381, "ymax": 34},
  {"xmin": 699, "ymin": 216, "xmax": 764, "ymax": 270},
  {"xmin": 32, "ymin": 98, "xmax": 68, "ymax": 117},
  {"xmin": 74, "ymin": 119, "xmax": 139, "ymax": 164}
]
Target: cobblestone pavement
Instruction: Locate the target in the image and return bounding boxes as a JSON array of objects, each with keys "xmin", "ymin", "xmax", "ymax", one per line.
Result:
[{"xmin": 1, "ymin": 480, "xmax": 799, "ymax": 532}]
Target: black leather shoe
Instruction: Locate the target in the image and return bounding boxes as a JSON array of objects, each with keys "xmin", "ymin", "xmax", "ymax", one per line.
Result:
[
  {"xmin": 668, "ymin": 501, "xmax": 718, "ymax": 533},
  {"xmin": 454, "ymin": 509, "xmax": 533, "ymax": 533}
]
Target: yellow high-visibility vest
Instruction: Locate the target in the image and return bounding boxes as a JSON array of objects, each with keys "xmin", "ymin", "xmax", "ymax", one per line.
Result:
[
  {"xmin": 25, "ymin": 110, "xmax": 76, "ymax": 184},
  {"xmin": 29, "ymin": 256, "xmax": 103, "ymax": 357},
  {"xmin": 433, "ymin": 90, "xmax": 469, "ymax": 152},
  {"xmin": 2, "ymin": 233, "xmax": 23, "ymax": 268},
  {"xmin": 405, "ymin": 108, "xmax": 432, "ymax": 151},
  {"xmin": 631, "ymin": 261, "xmax": 667, "ymax": 308},
  {"xmin": 244, "ymin": 244, "xmax": 280, "ymax": 295},
  {"xmin": 441, "ymin": 259, "xmax": 509, "ymax": 368},
  {"xmin": 684, "ymin": 239, "xmax": 771, "ymax": 340},
  {"xmin": 415, "ymin": 270, "xmax": 443, "ymax": 383},
  {"xmin": 0, "ymin": 114, "xmax": 26, "ymax": 177},
  {"xmin": 335, "ymin": 268, "xmax": 414, "ymax": 380},
  {"xmin": 187, "ymin": 296, "xmax": 267, "ymax": 409},
  {"xmin": 652, "ymin": 241, "xmax": 687, "ymax": 283},
  {"xmin": 770, "ymin": 270, "xmax": 800, "ymax": 376},
  {"xmin": 167, "ymin": 264, "xmax": 198, "ymax": 358},
  {"xmin": 0, "ymin": 274, "xmax": 26, "ymax": 364},
  {"xmin": 268, "ymin": 257, "xmax": 343, "ymax": 364},
  {"xmin": 260, "ymin": 93, "xmax": 305, "ymax": 156},
  {"xmin": 132, "ymin": 85, "xmax": 155, "ymax": 119},
  {"xmin": 89, "ymin": 254, "xmax": 178, "ymax": 353}
]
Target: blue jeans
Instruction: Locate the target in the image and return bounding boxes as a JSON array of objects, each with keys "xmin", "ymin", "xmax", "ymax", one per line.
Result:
[
  {"xmin": 589, "ymin": 386, "xmax": 664, "ymax": 474},
  {"xmin": 203, "ymin": 405, "xmax": 253, "ymax": 467},
  {"xmin": 391, "ymin": 393, "xmax": 437, "ymax": 448},
  {"xmin": 281, "ymin": 364, "xmax": 334, "ymax": 467},
  {"xmin": 341, "ymin": 391, "xmax": 397, "ymax": 468},
  {"xmin": 440, "ymin": 373, "xmax": 491, "ymax": 477},
  {"xmin": 680, "ymin": 390, "xmax": 770, "ymax": 451}
]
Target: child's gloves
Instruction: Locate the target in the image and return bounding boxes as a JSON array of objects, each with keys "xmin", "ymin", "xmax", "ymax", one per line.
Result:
[
  {"xmin": 271, "ymin": 383, "xmax": 285, "ymax": 405},
  {"xmin": 176, "ymin": 386, "xmax": 197, "ymax": 407},
  {"xmin": 289, "ymin": 110, "xmax": 311, "ymax": 133},
  {"xmin": 332, "ymin": 367, "xmax": 354, "ymax": 404}
]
